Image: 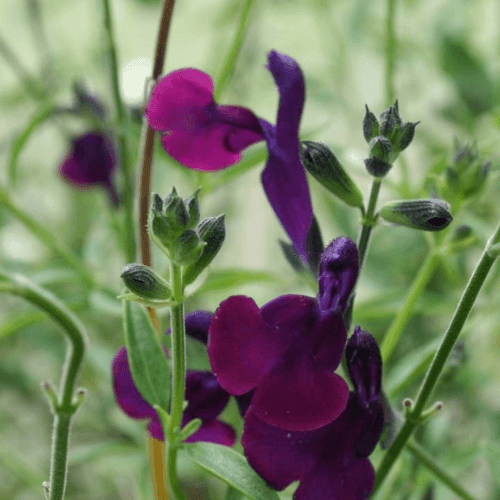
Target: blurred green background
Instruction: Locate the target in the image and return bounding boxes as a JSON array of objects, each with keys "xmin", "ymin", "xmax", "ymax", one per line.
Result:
[{"xmin": 1, "ymin": 0, "xmax": 500, "ymax": 498}]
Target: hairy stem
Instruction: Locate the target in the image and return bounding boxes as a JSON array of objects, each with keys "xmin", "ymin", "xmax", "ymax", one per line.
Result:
[{"xmin": 357, "ymin": 178, "xmax": 381, "ymax": 269}]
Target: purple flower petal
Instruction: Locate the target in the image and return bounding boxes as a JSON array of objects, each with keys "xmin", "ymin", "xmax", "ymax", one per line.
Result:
[
  {"xmin": 60, "ymin": 131, "xmax": 116, "ymax": 187},
  {"xmin": 208, "ymin": 296, "xmax": 290, "ymax": 395},
  {"xmin": 242, "ymin": 406, "xmax": 322, "ymax": 491},
  {"xmin": 184, "ymin": 419, "xmax": 236, "ymax": 446},
  {"xmin": 261, "ymin": 51, "xmax": 313, "ymax": 261},
  {"xmin": 346, "ymin": 327, "xmax": 382, "ymax": 405},
  {"xmin": 112, "ymin": 346, "xmax": 158, "ymax": 420},
  {"xmin": 146, "ymin": 69, "xmax": 214, "ymax": 132},
  {"xmin": 184, "ymin": 371, "xmax": 230, "ymax": 424},
  {"xmin": 294, "ymin": 456, "xmax": 375, "ymax": 500},
  {"xmin": 318, "ymin": 237, "xmax": 359, "ymax": 313}
]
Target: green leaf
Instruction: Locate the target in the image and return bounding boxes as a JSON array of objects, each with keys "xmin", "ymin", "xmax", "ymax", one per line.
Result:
[
  {"xmin": 185, "ymin": 336, "xmax": 211, "ymax": 371},
  {"xmin": 123, "ymin": 301, "xmax": 170, "ymax": 411},
  {"xmin": 199, "ymin": 269, "xmax": 284, "ymax": 294},
  {"xmin": 226, "ymin": 486, "xmax": 246, "ymax": 500},
  {"xmin": 482, "ymin": 441, "xmax": 500, "ymax": 488},
  {"xmin": 182, "ymin": 442, "xmax": 280, "ymax": 500}
]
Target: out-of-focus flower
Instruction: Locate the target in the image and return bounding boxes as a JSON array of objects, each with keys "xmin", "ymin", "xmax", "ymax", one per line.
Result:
[
  {"xmin": 146, "ymin": 50, "xmax": 314, "ymax": 262},
  {"xmin": 112, "ymin": 311, "xmax": 235, "ymax": 445},
  {"xmin": 208, "ymin": 237, "xmax": 359, "ymax": 432},
  {"xmin": 59, "ymin": 131, "xmax": 119, "ymax": 206},
  {"xmin": 241, "ymin": 327, "xmax": 384, "ymax": 500}
]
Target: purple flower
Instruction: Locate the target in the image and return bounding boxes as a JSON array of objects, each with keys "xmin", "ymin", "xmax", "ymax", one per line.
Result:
[
  {"xmin": 145, "ymin": 51, "xmax": 313, "ymax": 262},
  {"xmin": 241, "ymin": 327, "xmax": 384, "ymax": 500},
  {"xmin": 112, "ymin": 311, "xmax": 235, "ymax": 445},
  {"xmin": 59, "ymin": 131, "xmax": 119, "ymax": 206},
  {"xmin": 208, "ymin": 237, "xmax": 359, "ymax": 432},
  {"xmin": 146, "ymin": 68, "xmax": 263, "ymax": 171}
]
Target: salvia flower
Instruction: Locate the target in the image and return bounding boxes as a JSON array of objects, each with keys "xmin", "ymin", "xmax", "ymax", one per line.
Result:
[
  {"xmin": 208, "ymin": 237, "xmax": 359, "ymax": 432},
  {"xmin": 59, "ymin": 131, "xmax": 119, "ymax": 206},
  {"xmin": 146, "ymin": 50, "xmax": 314, "ymax": 263},
  {"xmin": 241, "ymin": 327, "xmax": 384, "ymax": 500},
  {"xmin": 112, "ymin": 311, "xmax": 235, "ymax": 445}
]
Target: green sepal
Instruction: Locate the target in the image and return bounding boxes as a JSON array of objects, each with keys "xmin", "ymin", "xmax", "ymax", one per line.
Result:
[
  {"xmin": 363, "ymin": 104, "xmax": 380, "ymax": 143},
  {"xmin": 117, "ymin": 292, "xmax": 177, "ymax": 309},
  {"xmin": 121, "ymin": 263, "xmax": 172, "ymax": 300}
]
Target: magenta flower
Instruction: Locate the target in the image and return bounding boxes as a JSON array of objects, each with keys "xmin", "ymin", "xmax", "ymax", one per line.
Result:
[
  {"xmin": 241, "ymin": 327, "xmax": 384, "ymax": 500},
  {"xmin": 146, "ymin": 50, "xmax": 314, "ymax": 263},
  {"xmin": 208, "ymin": 237, "xmax": 359, "ymax": 432},
  {"xmin": 112, "ymin": 311, "xmax": 235, "ymax": 445},
  {"xmin": 59, "ymin": 131, "xmax": 119, "ymax": 206}
]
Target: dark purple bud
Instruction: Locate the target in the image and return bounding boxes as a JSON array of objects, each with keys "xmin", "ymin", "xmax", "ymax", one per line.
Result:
[
  {"xmin": 317, "ymin": 237, "xmax": 359, "ymax": 313},
  {"xmin": 346, "ymin": 327, "xmax": 382, "ymax": 406},
  {"xmin": 364, "ymin": 156, "xmax": 392, "ymax": 177}
]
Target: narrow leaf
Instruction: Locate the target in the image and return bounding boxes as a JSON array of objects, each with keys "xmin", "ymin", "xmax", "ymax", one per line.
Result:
[
  {"xmin": 183, "ymin": 442, "xmax": 280, "ymax": 500},
  {"xmin": 123, "ymin": 301, "xmax": 170, "ymax": 411}
]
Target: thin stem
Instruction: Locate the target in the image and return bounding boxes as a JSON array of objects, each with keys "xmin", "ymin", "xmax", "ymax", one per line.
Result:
[
  {"xmin": 406, "ymin": 441, "xmax": 479, "ymax": 500},
  {"xmin": 102, "ymin": 0, "xmax": 136, "ymax": 262},
  {"xmin": 0, "ymin": 272, "xmax": 87, "ymax": 500},
  {"xmin": 0, "ymin": 187, "xmax": 94, "ymax": 287},
  {"xmin": 166, "ymin": 262, "xmax": 186, "ymax": 500},
  {"xmin": 380, "ymin": 252, "xmax": 438, "ymax": 363},
  {"xmin": 148, "ymin": 437, "xmax": 168, "ymax": 500},
  {"xmin": 374, "ymin": 221, "xmax": 500, "ymax": 491},
  {"xmin": 385, "ymin": 0, "xmax": 397, "ymax": 105},
  {"xmin": 357, "ymin": 178, "xmax": 381, "ymax": 269},
  {"xmin": 213, "ymin": 0, "xmax": 255, "ymax": 101},
  {"xmin": 139, "ymin": 0, "xmax": 177, "ymax": 268}
]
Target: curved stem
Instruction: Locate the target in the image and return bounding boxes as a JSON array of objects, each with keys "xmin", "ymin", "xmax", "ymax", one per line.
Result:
[
  {"xmin": 0, "ymin": 188, "xmax": 94, "ymax": 288},
  {"xmin": 385, "ymin": 0, "xmax": 397, "ymax": 105},
  {"xmin": 374, "ymin": 221, "xmax": 500, "ymax": 491},
  {"xmin": 213, "ymin": 0, "xmax": 255, "ymax": 101},
  {"xmin": 405, "ymin": 441, "xmax": 479, "ymax": 500},
  {"xmin": 166, "ymin": 262, "xmax": 186, "ymax": 500},
  {"xmin": 102, "ymin": 0, "xmax": 136, "ymax": 262},
  {"xmin": 380, "ymin": 252, "xmax": 438, "ymax": 363},
  {"xmin": 0, "ymin": 271, "xmax": 87, "ymax": 500},
  {"xmin": 357, "ymin": 178, "xmax": 381, "ymax": 269}
]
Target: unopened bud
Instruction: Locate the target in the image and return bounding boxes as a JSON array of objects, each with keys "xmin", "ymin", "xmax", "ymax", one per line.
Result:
[
  {"xmin": 379, "ymin": 101, "xmax": 402, "ymax": 140},
  {"xmin": 301, "ymin": 141, "xmax": 364, "ymax": 208},
  {"xmin": 171, "ymin": 230, "xmax": 206, "ymax": 266},
  {"xmin": 392, "ymin": 121, "xmax": 420, "ymax": 153},
  {"xmin": 379, "ymin": 199, "xmax": 453, "ymax": 231},
  {"xmin": 369, "ymin": 136, "xmax": 393, "ymax": 163},
  {"xmin": 364, "ymin": 156, "xmax": 392, "ymax": 177},
  {"xmin": 363, "ymin": 105, "xmax": 380, "ymax": 143},
  {"xmin": 121, "ymin": 264, "xmax": 172, "ymax": 300}
]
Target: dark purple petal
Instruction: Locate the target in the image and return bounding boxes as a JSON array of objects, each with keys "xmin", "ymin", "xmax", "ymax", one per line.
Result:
[
  {"xmin": 318, "ymin": 237, "xmax": 359, "ymax": 313},
  {"xmin": 208, "ymin": 296, "xmax": 291, "ymax": 395},
  {"xmin": 183, "ymin": 419, "xmax": 236, "ymax": 446},
  {"xmin": 354, "ymin": 401, "xmax": 385, "ymax": 458},
  {"xmin": 346, "ymin": 327, "xmax": 382, "ymax": 405},
  {"xmin": 147, "ymin": 416, "xmax": 165, "ymax": 441},
  {"xmin": 183, "ymin": 371, "xmax": 230, "ymax": 424},
  {"xmin": 294, "ymin": 456, "xmax": 375, "ymax": 500},
  {"xmin": 60, "ymin": 131, "xmax": 116, "ymax": 186},
  {"xmin": 242, "ymin": 406, "xmax": 322, "ymax": 491},
  {"xmin": 260, "ymin": 51, "xmax": 313, "ymax": 262},
  {"xmin": 111, "ymin": 346, "xmax": 157, "ymax": 420},
  {"xmin": 165, "ymin": 310, "xmax": 213, "ymax": 345},
  {"xmin": 146, "ymin": 69, "xmax": 214, "ymax": 132},
  {"xmin": 235, "ymin": 389, "xmax": 255, "ymax": 418}
]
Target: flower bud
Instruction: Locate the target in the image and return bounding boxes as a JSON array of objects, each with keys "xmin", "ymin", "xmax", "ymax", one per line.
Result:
[
  {"xmin": 364, "ymin": 156, "xmax": 392, "ymax": 177},
  {"xmin": 379, "ymin": 101, "xmax": 402, "ymax": 141},
  {"xmin": 392, "ymin": 121, "xmax": 420, "ymax": 153},
  {"xmin": 171, "ymin": 229, "xmax": 206, "ymax": 266},
  {"xmin": 183, "ymin": 215, "xmax": 226, "ymax": 286},
  {"xmin": 363, "ymin": 105, "xmax": 380, "ymax": 143},
  {"xmin": 369, "ymin": 136, "xmax": 393, "ymax": 163},
  {"xmin": 121, "ymin": 264, "xmax": 172, "ymax": 300},
  {"xmin": 300, "ymin": 141, "xmax": 364, "ymax": 208},
  {"xmin": 186, "ymin": 189, "xmax": 201, "ymax": 229},
  {"xmin": 379, "ymin": 199, "xmax": 453, "ymax": 231}
]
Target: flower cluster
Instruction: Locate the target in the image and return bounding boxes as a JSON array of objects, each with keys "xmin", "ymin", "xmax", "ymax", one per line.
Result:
[
  {"xmin": 112, "ymin": 311, "xmax": 235, "ymax": 446},
  {"xmin": 146, "ymin": 50, "xmax": 313, "ymax": 263}
]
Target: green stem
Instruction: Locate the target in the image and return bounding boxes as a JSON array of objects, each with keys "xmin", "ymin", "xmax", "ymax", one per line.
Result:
[
  {"xmin": 380, "ymin": 252, "xmax": 438, "ymax": 363},
  {"xmin": 385, "ymin": 0, "xmax": 397, "ymax": 105},
  {"xmin": 374, "ymin": 221, "xmax": 500, "ymax": 491},
  {"xmin": 357, "ymin": 178, "xmax": 381, "ymax": 269},
  {"xmin": 167, "ymin": 261, "xmax": 186, "ymax": 500},
  {"xmin": 0, "ymin": 272, "xmax": 87, "ymax": 500},
  {"xmin": 405, "ymin": 441, "xmax": 479, "ymax": 500},
  {"xmin": 0, "ymin": 188, "xmax": 94, "ymax": 287},
  {"xmin": 102, "ymin": 0, "xmax": 136, "ymax": 262},
  {"xmin": 213, "ymin": 0, "xmax": 255, "ymax": 101}
]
